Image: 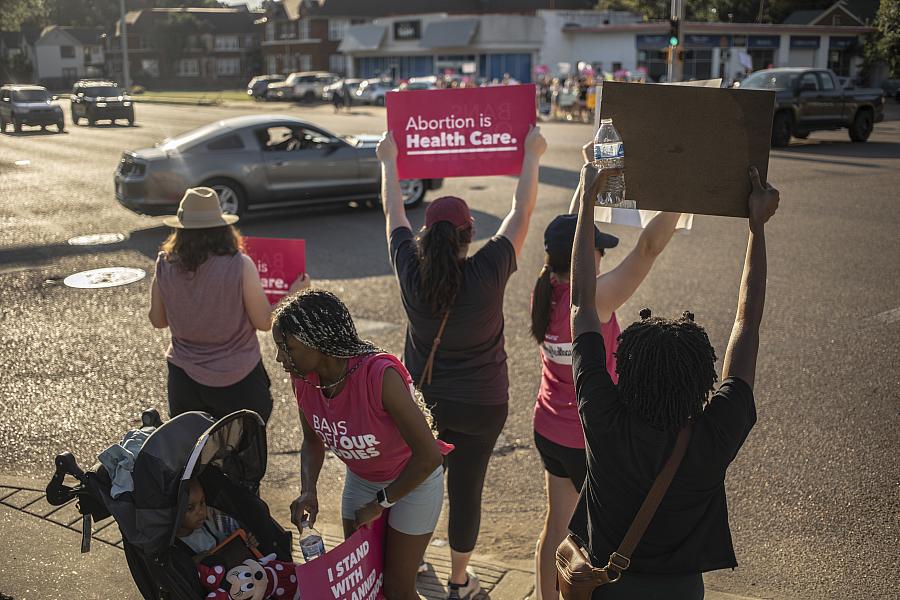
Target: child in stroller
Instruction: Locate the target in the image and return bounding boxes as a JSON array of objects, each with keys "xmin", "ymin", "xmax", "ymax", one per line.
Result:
[{"xmin": 46, "ymin": 409, "xmax": 295, "ymax": 600}]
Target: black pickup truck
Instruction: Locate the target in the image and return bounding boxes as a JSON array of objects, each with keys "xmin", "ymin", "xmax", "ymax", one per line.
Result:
[{"xmin": 736, "ymin": 67, "xmax": 884, "ymax": 147}]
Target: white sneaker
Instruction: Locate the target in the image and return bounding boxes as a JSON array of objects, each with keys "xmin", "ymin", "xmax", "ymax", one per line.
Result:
[{"xmin": 447, "ymin": 568, "xmax": 481, "ymax": 600}]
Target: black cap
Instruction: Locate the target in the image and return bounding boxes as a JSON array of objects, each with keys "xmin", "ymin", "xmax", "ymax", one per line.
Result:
[{"xmin": 543, "ymin": 214, "xmax": 619, "ymax": 258}]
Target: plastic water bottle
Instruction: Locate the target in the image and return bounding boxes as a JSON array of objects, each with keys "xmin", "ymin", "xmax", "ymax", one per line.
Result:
[
  {"xmin": 299, "ymin": 520, "xmax": 325, "ymax": 561},
  {"xmin": 592, "ymin": 118, "xmax": 626, "ymax": 206}
]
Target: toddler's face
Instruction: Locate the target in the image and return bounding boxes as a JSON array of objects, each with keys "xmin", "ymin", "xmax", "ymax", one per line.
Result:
[{"xmin": 182, "ymin": 480, "xmax": 208, "ymax": 533}]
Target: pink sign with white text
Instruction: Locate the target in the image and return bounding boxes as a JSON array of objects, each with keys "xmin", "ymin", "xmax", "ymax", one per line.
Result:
[
  {"xmin": 243, "ymin": 237, "xmax": 306, "ymax": 305},
  {"xmin": 295, "ymin": 514, "xmax": 387, "ymax": 600},
  {"xmin": 386, "ymin": 85, "xmax": 536, "ymax": 179}
]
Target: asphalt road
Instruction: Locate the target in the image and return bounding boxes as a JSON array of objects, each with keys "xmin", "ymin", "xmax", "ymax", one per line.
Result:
[{"xmin": 1, "ymin": 99, "xmax": 898, "ymax": 600}]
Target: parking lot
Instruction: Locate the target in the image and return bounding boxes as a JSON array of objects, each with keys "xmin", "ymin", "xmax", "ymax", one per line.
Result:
[{"xmin": 1, "ymin": 98, "xmax": 899, "ymax": 599}]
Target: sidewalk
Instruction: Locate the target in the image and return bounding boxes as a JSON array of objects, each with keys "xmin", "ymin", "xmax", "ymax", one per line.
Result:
[{"xmin": 0, "ymin": 475, "xmax": 760, "ymax": 600}]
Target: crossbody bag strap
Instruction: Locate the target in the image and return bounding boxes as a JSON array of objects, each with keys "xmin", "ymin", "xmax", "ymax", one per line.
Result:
[
  {"xmin": 605, "ymin": 422, "xmax": 693, "ymax": 575},
  {"xmin": 417, "ymin": 310, "xmax": 450, "ymax": 388}
]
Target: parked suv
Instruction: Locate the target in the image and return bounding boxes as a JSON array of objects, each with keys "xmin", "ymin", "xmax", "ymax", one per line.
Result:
[
  {"xmin": 247, "ymin": 74, "xmax": 285, "ymax": 100},
  {"xmin": 71, "ymin": 80, "xmax": 134, "ymax": 126},
  {"xmin": 266, "ymin": 71, "xmax": 339, "ymax": 101},
  {"xmin": 0, "ymin": 84, "xmax": 65, "ymax": 133}
]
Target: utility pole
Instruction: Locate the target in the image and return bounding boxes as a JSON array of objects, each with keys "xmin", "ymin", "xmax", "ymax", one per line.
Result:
[{"xmin": 120, "ymin": 0, "xmax": 131, "ymax": 89}]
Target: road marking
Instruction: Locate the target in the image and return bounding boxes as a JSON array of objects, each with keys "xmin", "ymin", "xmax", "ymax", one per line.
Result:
[{"xmin": 864, "ymin": 306, "xmax": 900, "ymax": 327}]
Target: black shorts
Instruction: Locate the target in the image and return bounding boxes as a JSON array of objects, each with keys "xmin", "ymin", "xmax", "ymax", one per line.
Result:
[{"xmin": 534, "ymin": 430, "xmax": 587, "ymax": 490}]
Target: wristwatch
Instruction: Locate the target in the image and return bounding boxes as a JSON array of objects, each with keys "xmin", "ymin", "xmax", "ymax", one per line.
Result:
[{"xmin": 376, "ymin": 488, "xmax": 395, "ymax": 508}]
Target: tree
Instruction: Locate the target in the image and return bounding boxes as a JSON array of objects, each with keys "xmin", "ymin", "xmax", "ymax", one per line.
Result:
[
  {"xmin": 865, "ymin": 0, "xmax": 900, "ymax": 77},
  {"xmin": 0, "ymin": 0, "xmax": 47, "ymax": 31}
]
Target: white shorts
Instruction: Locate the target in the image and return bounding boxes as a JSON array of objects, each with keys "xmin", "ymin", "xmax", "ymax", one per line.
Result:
[{"xmin": 341, "ymin": 466, "xmax": 444, "ymax": 536}]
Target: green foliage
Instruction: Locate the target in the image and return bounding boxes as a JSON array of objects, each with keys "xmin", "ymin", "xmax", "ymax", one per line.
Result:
[
  {"xmin": 2, "ymin": 0, "xmax": 224, "ymax": 32},
  {"xmin": 865, "ymin": 0, "xmax": 900, "ymax": 77},
  {"xmin": 0, "ymin": 52, "xmax": 34, "ymax": 83},
  {"xmin": 595, "ymin": 0, "xmax": 835, "ymax": 23}
]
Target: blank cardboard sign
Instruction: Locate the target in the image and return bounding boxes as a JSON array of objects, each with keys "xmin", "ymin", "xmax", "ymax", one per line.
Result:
[{"xmin": 597, "ymin": 81, "xmax": 775, "ymax": 218}]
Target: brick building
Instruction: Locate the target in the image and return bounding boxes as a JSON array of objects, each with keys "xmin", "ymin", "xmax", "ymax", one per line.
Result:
[{"xmin": 105, "ymin": 7, "xmax": 262, "ymax": 88}]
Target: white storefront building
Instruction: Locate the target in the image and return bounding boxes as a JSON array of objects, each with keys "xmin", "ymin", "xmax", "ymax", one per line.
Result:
[{"xmin": 538, "ymin": 9, "xmax": 874, "ymax": 83}]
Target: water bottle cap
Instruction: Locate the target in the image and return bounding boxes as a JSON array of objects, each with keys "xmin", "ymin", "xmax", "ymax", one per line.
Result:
[{"xmin": 600, "ymin": 118, "xmax": 612, "ymax": 123}]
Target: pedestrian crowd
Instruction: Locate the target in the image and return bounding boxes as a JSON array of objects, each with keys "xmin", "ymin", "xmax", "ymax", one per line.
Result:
[{"xmin": 147, "ymin": 124, "xmax": 779, "ymax": 599}]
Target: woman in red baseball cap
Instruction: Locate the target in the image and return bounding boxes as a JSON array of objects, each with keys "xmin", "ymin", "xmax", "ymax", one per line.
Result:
[{"xmin": 377, "ymin": 126, "xmax": 546, "ymax": 599}]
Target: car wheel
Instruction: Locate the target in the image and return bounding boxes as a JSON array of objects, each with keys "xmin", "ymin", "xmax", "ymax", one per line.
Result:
[
  {"xmin": 88, "ymin": 115, "xmax": 95, "ymax": 126},
  {"xmin": 771, "ymin": 112, "xmax": 792, "ymax": 148},
  {"xmin": 71, "ymin": 110, "xmax": 80, "ymax": 125},
  {"xmin": 303, "ymin": 90, "xmax": 316, "ymax": 102},
  {"xmin": 13, "ymin": 118, "xmax": 22, "ymax": 133},
  {"xmin": 128, "ymin": 118, "xmax": 134, "ymax": 126},
  {"xmin": 400, "ymin": 179, "xmax": 426, "ymax": 208},
  {"xmin": 57, "ymin": 121, "xmax": 65, "ymax": 133},
  {"xmin": 376, "ymin": 96, "xmax": 386, "ymax": 107},
  {"xmin": 848, "ymin": 109, "xmax": 873, "ymax": 142},
  {"xmin": 204, "ymin": 178, "xmax": 247, "ymax": 217},
  {"xmin": 794, "ymin": 131, "xmax": 809, "ymax": 139},
  {"xmin": 0, "ymin": 115, "xmax": 5, "ymax": 132}
]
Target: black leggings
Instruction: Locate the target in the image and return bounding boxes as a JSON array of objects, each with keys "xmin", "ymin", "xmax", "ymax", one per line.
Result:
[
  {"xmin": 428, "ymin": 398, "xmax": 508, "ymax": 554},
  {"xmin": 167, "ymin": 360, "xmax": 273, "ymax": 423}
]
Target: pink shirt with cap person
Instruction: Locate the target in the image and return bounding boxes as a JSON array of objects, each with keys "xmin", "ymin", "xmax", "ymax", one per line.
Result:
[{"xmin": 149, "ymin": 186, "xmax": 309, "ymax": 423}]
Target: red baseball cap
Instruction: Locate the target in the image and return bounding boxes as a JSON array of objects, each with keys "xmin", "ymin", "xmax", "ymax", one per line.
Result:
[{"xmin": 424, "ymin": 196, "xmax": 473, "ymax": 229}]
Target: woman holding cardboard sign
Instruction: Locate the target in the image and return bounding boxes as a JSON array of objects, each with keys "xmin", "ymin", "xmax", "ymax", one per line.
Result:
[
  {"xmin": 149, "ymin": 187, "xmax": 309, "ymax": 423},
  {"xmin": 530, "ymin": 144, "xmax": 681, "ymax": 599},
  {"xmin": 377, "ymin": 127, "xmax": 546, "ymax": 599}
]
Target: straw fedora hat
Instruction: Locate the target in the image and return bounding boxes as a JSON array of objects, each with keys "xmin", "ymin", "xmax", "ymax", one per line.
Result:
[{"xmin": 162, "ymin": 187, "xmax": 239, "ymax": 229}]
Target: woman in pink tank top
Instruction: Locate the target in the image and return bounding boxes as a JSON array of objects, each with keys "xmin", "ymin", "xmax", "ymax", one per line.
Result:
[
  {"xmin": 272, "ymin": 290, "xmax": 447, "ymax": 600},
  {"xmin": 530, "ymin": 201, "xmax": 682, "ymax": 599},
  {"xmin": 149, "ymin": 187, "xmax": 308, "ymax": 423}
]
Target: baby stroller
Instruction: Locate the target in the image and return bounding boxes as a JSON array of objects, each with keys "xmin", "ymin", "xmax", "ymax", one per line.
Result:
[{"xmin": 45, "ymin": 409, "xmax": 293, "ymax": 599}]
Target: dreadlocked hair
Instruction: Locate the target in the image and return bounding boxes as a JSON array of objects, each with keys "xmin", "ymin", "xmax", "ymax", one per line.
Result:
[
  {"xmin": 415, "ymin": 221, "xmax": 473, "ymax": 315},
  {"xmin": 273, "ymin": 288, "xmax": 435, "ymax": 427},
  {"xmin": 614, "ymin": 308, "xmax": 718, "ymax": 431},
  {"xmin": 272, "ymin": 289, "xmax": 381, "ymax": 358},
  {"xmin": 160, "ymin": 225, "xmax": 244, "ymax": 272}
]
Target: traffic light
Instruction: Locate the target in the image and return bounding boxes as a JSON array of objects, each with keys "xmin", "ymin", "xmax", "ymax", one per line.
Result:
[{"xmin": 668, "ymin": 18, "xmax": 680, "ymax": 47}]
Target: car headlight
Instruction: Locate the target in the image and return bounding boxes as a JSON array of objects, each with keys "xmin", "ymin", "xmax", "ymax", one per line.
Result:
[
  {"xmin": 123, "ymin": 101, "xmax": 132, "ymax": 106},
  {"xmin": 96, "ymin": 102, "xmax": 107, "ymax": 107}
]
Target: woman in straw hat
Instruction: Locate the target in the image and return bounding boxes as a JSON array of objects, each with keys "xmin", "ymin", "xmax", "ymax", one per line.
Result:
[{"xmin": 149, "ymin": 187, "xmax": 309, "ymax": 422}]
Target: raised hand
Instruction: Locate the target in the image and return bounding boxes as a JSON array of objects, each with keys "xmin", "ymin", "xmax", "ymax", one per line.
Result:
[
  {"xmin": 748, "ymin": 166, "xmax": 779, "ymax": 233},
  {"xmin": 289, "ymin": 490, "xmax": 319, "ymax": 533},
  {"xmin": 581, "ymin": 139, "xmax": 594, "ymax": 163},
  {"xmin": 376, "ymin": 131, "xmax": 398, "ymax": 163},
  {"xmin": 524, "ymin": 124, "xmax": 547, "ymax": 158}
]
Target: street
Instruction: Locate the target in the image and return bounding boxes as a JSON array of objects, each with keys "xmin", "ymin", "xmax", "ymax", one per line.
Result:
[{"xmin": 1, "ymin": 99, "xmax": 898, "ymax": 600}]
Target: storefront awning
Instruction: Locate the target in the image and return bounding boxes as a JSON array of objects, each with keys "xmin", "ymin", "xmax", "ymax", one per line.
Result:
[
  {"xmin": 421, "ymin": 19, "xmax": 479, "ymax": 49},
  {"xmin": 338, "ymin": 24, "xmax": 387, "ymax": 52}
]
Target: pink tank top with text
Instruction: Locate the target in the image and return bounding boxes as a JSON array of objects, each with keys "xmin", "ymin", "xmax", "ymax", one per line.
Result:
[
  {"xmin": 294, "ymin": 353, "xmax": 420, "ymax": 482},
  {"xmin": 533, "ymin": 279, "xmax": 620, "ymax": 449}
]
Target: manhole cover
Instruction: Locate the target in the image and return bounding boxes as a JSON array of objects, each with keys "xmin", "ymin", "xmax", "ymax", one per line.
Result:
[
  {"xmin": 67, "ymin": 233, "xmax": 127, "ymax": 246},
  {"xmin": 63, "ymin": 267, "xmax": 146, "ymax": 289}
]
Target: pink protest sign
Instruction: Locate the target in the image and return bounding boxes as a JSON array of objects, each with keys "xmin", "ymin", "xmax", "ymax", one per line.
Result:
[
  {"xmin": 243, "ymin": 237, "xmax": 306, "ymax": 305},
  {"xmin": 296, "ymin": 515, "xmax": 387, "ymax": 600},
  {"xmin": 386, "ymin": 84, "xmax": 536, "ymax": 179}
]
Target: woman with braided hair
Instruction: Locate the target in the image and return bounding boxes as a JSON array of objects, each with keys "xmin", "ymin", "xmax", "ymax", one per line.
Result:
[
  {"xmin": 565, "ymin": 163, "xmax": 779, "ymax": 598},
  {"xmin": 530, "ymin": 183, "xmax": 683, "ymax": 597},
  {"xmin": 377, "ymin": 126, "xmax": 546, "ymax": 599},
  {"xmin": 273, "ymin": 289, "xmax": 447, "ymax": 600}
]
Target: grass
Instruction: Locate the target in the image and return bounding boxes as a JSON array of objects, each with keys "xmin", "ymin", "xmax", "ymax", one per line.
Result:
[{"xmin": 130, "ymin": 89, "xmax": 254, "ymax": 105}]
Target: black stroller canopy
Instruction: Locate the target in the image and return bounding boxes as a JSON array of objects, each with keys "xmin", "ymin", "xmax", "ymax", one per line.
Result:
[{"xmin": 111, "ymin": 410, "xmax": 267, "ymax": 558}]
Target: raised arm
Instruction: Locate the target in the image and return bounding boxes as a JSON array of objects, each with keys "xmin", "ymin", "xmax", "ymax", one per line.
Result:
[
  {"xmin": 594, "ymin": 211, "xmax": 681, "ymax": 322},
  {"xmin": 721, "ymin": 167, "xmax": 780, "ymax": 388},
  {"xmin": 376, "ymin": 132, "xmax": 412, "ymax": 240},
  {"xmin": 571, "ymin": 164, "xmax": 611, "ymax": 338},
  {"xmin": 242, "ymin": 255, "xmax": 310, "ymax": 332},
  {"xmin": 568, "ymin": 140, "xmax": 595, "ymax": 213},
  {"xmin": 496, "ymin": 125, "xmax": 547, "ymax": 257}
]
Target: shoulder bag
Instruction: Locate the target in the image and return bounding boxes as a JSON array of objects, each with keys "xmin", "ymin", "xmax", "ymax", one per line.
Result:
[{"xmin": 556, "ymin": 423, "xmax": 693, "ymax": 599}]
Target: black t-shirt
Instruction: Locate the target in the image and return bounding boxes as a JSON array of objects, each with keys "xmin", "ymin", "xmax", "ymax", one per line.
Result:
[
  {"xmin": 389, "ymin": 226, "xmax": 516, "ymax": 405},
  {"xmin": 569, "ymin": 331, "xmax": 756, "ymax": 574}
]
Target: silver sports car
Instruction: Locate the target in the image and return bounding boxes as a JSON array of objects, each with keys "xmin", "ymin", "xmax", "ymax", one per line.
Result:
[{"xmin": 114, "ymin": 114, "xmax": 442, "ymax": 216}]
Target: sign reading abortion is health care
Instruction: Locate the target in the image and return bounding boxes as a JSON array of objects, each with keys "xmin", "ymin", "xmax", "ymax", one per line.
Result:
[
  {"xmin": 243, "ymin": 237, "xmax": 306, "ymax": 305},
  {"xmin": 386, "ymin": 84, "xmax": 536, "ymax": 179},
  {"xmin": 295, "ymin": 514, "xmax": 387, "ymax": 600}
]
